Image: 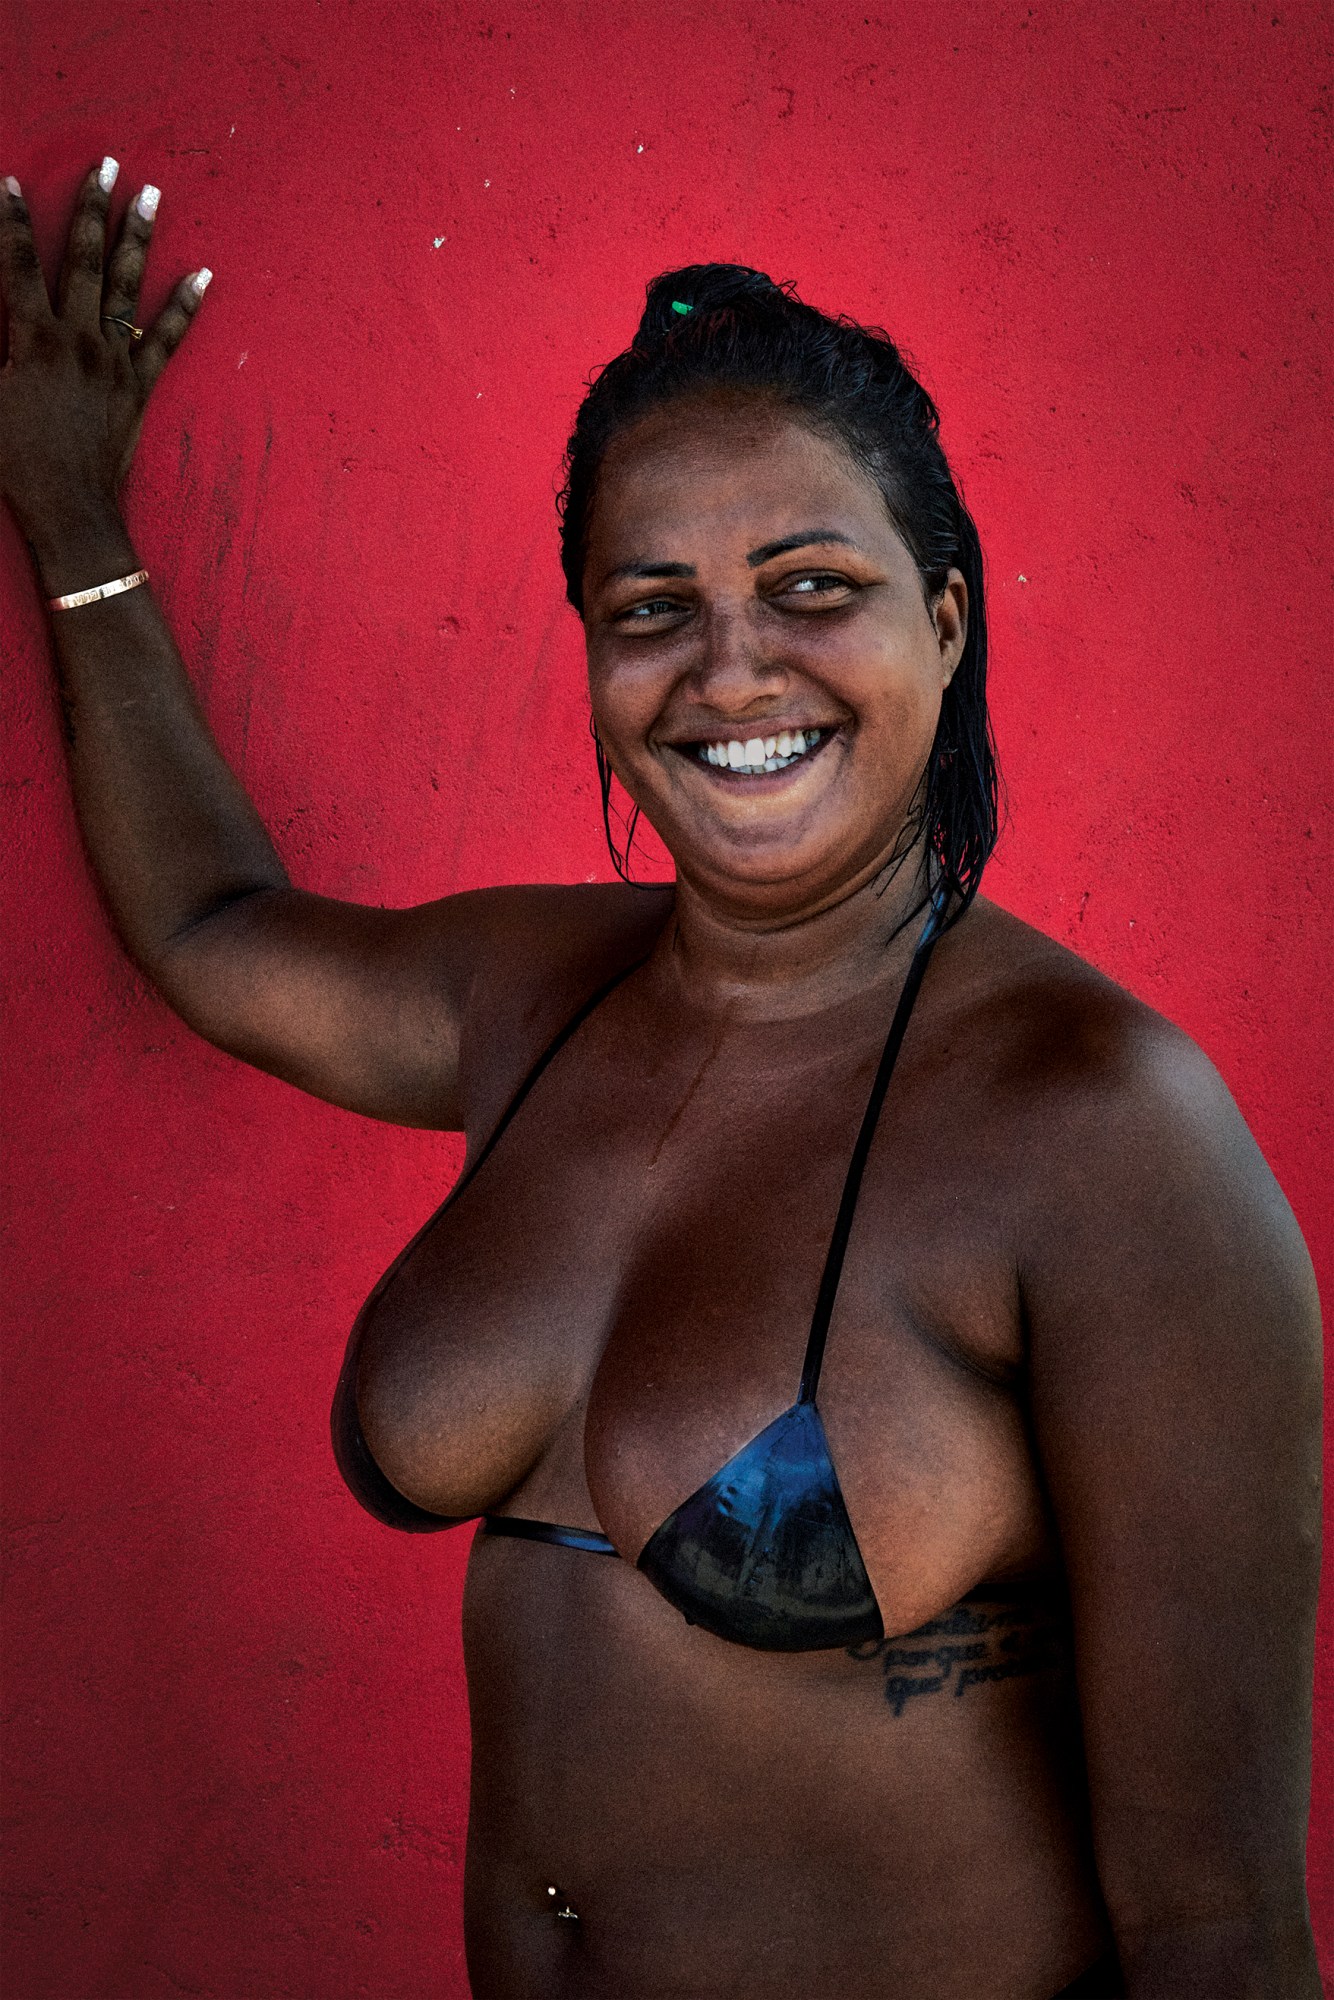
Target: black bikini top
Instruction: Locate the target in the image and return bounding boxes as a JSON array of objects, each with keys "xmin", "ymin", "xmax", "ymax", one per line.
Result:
[{"xmin": 334, "ymin": 892, "xmax": 945, "ymax": 1654}]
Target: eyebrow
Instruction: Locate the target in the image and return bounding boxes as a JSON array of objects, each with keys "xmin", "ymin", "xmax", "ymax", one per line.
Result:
[
  {"xmin": 603, "ymin": 559, "xmax": 697, "ymax": 584},
  {"xmin": 746, "ymin": 530, "xmax": 859, "ymax": 567},
  {"xmin": 602, "ymin": 531, "xmax": 860, "ymax": 588}
]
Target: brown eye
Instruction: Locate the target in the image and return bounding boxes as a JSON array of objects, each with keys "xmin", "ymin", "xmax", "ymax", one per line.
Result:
[
  {"xmin": 777, "ymin": 573, "xmax": 854, "ymax": 604},
  {"xmin": 618, "ymin": 597, "xmax": 680, "ymax": 623}
]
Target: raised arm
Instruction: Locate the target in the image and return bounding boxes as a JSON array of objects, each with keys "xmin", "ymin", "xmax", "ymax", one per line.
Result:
[
  {"xmin": 1022, "ymin": 1008, "xmax": 1323, "ymax": 1997},
  {"xmin": 0, "ymin": 163, "xmax": 487, "ymax": 1125},
  {"xmin": 1, "ymin": 164, "xmax": 662, "ymax": 1130}
]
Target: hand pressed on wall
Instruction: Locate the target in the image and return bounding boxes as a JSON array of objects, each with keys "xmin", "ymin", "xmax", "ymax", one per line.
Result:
[{"xmin": 0, "ymin": 158, "xmax": 209, "ymax": 565}]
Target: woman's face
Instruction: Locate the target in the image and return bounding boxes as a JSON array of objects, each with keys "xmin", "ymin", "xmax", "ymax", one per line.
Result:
[{"xmin": 582, "ymin": 396, "xmax": 967, "ymax": 925}]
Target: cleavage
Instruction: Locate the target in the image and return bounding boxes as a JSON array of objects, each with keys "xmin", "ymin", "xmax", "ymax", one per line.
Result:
[{"xmin": 449, "ymin": 998, "xmax": 895, "ymax": 1527}]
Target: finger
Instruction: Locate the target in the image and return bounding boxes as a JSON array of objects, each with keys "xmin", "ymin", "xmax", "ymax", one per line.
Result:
[
  {"xmin": 0, "ymin": 176, "xmax": 55, "ymax": 351},
  {"xmin": 102, "ymin": 183, "xmax": 161, "ymax": 335},
  {"xmin": 134, "ymin": 266, "xmax": 211, "ymax": 395},
  {"xmin": 57, "ymin": 158, "xmax": 119, "ymax": 329}
]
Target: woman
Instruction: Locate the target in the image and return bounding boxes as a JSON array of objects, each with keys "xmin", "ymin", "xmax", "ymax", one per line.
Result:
[{"xmin": 0, "ymin": 162, "xmax": 1322, "ymax": 2000}]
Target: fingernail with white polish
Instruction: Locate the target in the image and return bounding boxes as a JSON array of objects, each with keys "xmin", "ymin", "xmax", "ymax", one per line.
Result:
[
  {"xmin": 191, "ymin": 267, "xmax": 212, "ymax": 294},
  {"xmin": 135, "ymin": 183, "xmax": 161, "ymax": 220},
  {"xmin": 98, "ymin": 156, "xmax": 119, "ymax": 193},
  {"xmin": 4, "ymin": 175, "xmax": 21, "ymax": 198}
]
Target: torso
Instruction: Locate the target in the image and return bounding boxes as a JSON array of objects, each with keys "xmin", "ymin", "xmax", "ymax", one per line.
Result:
[{"xmin": 354, "ymin": 890, "xmax": 1136, "ymax": 1997}]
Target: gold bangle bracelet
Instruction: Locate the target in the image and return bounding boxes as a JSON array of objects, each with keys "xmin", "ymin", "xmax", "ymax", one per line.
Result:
[{"xmin": 48, "ymin": 569, "xmax": 149, "ymax": 612}]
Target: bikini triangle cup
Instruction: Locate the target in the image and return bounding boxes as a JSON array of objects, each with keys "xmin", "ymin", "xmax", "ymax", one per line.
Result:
[{"xmin": 483, "ymin": 888, "xmax": 946, "ymax": 1653}]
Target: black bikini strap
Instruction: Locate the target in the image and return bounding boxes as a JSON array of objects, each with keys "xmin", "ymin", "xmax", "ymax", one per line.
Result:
[
  {"xmin": 797, "ymin": 893, "xmax": 945, "ymax": 1406},
  {"xmin": 451, "ymin": 947, "xmax": 653, "ymax": 1206},
  {"xmin": 481, "ymin": 1514, "xmax": 619, "ymax": 1556}
]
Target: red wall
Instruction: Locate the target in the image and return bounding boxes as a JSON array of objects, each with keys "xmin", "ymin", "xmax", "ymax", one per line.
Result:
[{"xmin": 4, "ymin": 3, "xmax": 1330, "ymax": 1993}]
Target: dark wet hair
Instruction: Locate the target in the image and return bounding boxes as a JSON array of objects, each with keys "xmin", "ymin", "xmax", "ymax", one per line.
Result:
[{"xmin": 558, "ymin": 263, "xmax": 999, "ymax": 920}]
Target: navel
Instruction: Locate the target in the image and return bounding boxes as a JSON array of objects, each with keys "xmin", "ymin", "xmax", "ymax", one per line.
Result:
[{"xmin": 546, "ymin": 1882, "xmax": 579, "ymax": 1922}]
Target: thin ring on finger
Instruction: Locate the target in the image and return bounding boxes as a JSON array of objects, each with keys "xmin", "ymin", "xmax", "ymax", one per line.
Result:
[
  {"xmin": 101, "ymin": 312, "xmax": 144, "ymax": 341},
  {"xmin": 101, "ymin": 182, "xmax": 160, "ymax": 338}
]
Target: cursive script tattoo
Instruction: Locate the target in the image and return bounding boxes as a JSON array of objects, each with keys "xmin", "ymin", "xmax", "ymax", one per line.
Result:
[{"xmin": 848, "ymin": 1593, "xmax": 1072, "ymax": 1717}]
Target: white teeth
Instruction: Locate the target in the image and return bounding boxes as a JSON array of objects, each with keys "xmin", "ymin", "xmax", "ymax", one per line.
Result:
[{"xmin": 697, "ymin": 727, "xmax": 824, "ymax": 776}]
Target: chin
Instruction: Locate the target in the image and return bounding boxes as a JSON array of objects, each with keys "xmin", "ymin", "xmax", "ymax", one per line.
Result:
[{"xmin": 682, "ymin": 845, "xmax": 863, "ymax": 910}]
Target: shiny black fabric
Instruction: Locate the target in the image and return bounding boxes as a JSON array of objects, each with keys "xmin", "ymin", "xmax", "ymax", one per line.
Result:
[
  {"xmin": 629, "ymin": 896, "xmax": 942, "ymax": 1650},
  {"xmin": 482, "ymin": 1515, "xmax": 618, "ymax": 1556},
  {"xmin": 637, "ymin": 1399, "xmax": 883, "ymax": 1650}
]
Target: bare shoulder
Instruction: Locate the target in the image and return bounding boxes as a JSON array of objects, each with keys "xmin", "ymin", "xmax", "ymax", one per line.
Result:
[
  {"xmin": 442, "ymin": 877, "xmax": 673, "ymax": 1136},
  {"xmin": 942, "ymin": 894, "xmax": 1252, "ymax": 1139},
  {"xmin": 943, "ymin": 898, "xmax": 1319, "ymax": 1351}
]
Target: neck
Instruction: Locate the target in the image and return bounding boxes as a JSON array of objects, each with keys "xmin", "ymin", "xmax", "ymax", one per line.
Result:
[{"xmin": 658, "ymin": 845, "xmax": 937, "ymax": 1023}]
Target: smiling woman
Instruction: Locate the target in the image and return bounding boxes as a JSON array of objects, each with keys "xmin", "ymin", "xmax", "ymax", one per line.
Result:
[
  {"xmin": 581, "ymin": 402, "xmax": 969, "ymax": 923},
  {"xmin": 563, "ymin": 267, "xmax": 995, "ymax": 920},
  {"xmin": 0, "ymin": 172, "xmax": 1323, "ymax": 2000}
]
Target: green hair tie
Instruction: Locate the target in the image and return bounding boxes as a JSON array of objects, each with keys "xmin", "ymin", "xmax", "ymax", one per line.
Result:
[{"xmin": 670, "ymin": 299, "xmax": 692, "ymax": 315}]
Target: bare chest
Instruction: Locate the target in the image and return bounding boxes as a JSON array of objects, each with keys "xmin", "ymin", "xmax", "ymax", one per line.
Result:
[{"xmin": 355, "ymin": 991, "xmax": 1054, "ymax": 1628}]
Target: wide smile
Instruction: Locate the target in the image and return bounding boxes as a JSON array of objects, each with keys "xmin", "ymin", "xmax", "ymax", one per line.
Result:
[{"xmin": 668, "ymin": 725, "xmax": 837, "ymax": 783}]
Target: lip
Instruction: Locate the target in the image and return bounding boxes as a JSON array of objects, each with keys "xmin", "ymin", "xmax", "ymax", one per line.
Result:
[{"xmin": 663, "ymin": 724, "xmax": 842, "ymax": 788}]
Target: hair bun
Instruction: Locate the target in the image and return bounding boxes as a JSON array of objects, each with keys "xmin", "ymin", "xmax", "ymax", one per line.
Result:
[{"xmin": 636, "ymin": 264, "xmax": 793, "ymax": 346}]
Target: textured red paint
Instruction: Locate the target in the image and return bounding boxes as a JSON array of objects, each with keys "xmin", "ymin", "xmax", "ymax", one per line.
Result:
[{"xmin": 3, "ymin": 3, "xmax": 1330, "ymax": 1993}]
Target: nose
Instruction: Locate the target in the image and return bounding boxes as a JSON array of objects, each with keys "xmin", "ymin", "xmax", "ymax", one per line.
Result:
[{"xmin": 688, "ymin": 600, "xmax": 787, "ymax": 711}]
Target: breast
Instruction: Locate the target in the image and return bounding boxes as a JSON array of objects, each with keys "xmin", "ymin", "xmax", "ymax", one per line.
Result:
[
  {"xmin": 583, "ymin": 1040, "xmax": 1055, "ymax": 1640},
  {"xmin": 350, "ymin": 1005, "xmax": 658, "ymax": 1520},
  {"xmin": 635, "ymin": 1397, "xmax": 886, "ymax": 1650},
  {"xmin": 355, "ymin": 980, "xmax": 1053, "ymax": 1637}
]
